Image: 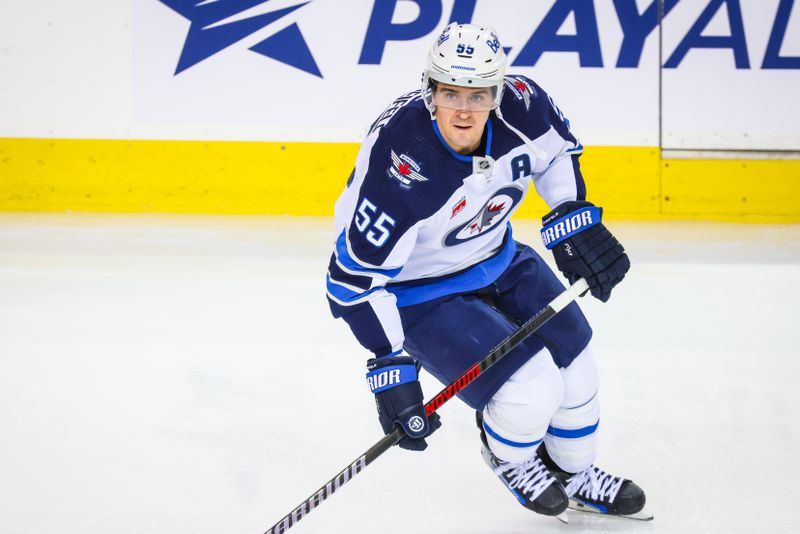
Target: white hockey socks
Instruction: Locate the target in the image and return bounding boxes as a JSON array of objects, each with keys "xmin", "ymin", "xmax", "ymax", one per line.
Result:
[
  {"xmin": 482, "ymin": 348, "xmax": 563, "ymax": 464},
  {"xmin": 544, "ymin": 346, "xmax": 600, "ymax": 474}
]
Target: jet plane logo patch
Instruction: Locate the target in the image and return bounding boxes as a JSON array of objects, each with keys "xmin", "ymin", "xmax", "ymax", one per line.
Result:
[
  {"xmin": 504, "ymin": 76, "xmax": 535, "ymax": 111},
  {"xmin": 387, "ymin": 150, "xmax": 428, "ymax": 188},
  {"xmin": 443, "ymin": 187, "xmax": 523, "ymax": 246}
]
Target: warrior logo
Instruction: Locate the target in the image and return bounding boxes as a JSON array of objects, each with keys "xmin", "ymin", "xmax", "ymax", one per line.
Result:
[
  {"xmin": 408, "ymin": 416, "xmax": 425, "ymax": 434},
  {"xmin": 265, "ymin": 455, "xmax": 367, "ymax": 534},
  {"xmin": 443, "ymin": 186, "xmax": 523, "ymax": 246},
  {"xmin": 387, "ymin": 150, "xmax": 428, "ymax": 188}
]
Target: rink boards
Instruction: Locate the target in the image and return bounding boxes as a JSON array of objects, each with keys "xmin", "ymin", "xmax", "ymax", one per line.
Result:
[{"xmin": 1, "ymin": 138, "xmax": 798, "ymax": 222}]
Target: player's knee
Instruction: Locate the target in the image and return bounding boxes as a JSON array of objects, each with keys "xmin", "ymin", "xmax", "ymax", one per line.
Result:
[
  {"xmin": 490, "ymin": 348, "xmax": 564, "ymax": 428},
  {"xmin": 482, "ymin": 349, "xmax": 564, "ymax": 463},
  {"xmin": 560, "ymin": 345, "xmax": 598, "ymax": 409}
]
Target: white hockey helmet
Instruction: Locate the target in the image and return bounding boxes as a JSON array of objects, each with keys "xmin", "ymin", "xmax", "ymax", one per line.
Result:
[{"xmin": 422, "ymin": 23, "xmax": 507, "ymax": 115}]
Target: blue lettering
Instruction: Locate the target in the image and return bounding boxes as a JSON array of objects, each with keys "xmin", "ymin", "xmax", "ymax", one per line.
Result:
[
  {"xmin": 448, "ymin": 0, "xmax": 477, "ymax": 24},
  {"xmin": 614, "ymin": 0, "xmax": 678, "ymax": 68},
  {"xmin": 456, "ymin": 44, "xmax": 475, "ymax": 55},
  {"xmin": 511, "ymin": 154, "xmax": 531, "ymax": 181},
  {"xmin": 357, "ymin": 0, "xmax": 796, "ymax": 72},
  {"xmin": 512, "ymin": 0, "xmax": 603, "ymax": 67},
  {"xmin": 762, "ymin": 0, "xmax": 800, "ymax": 69},
  {"xmin": 664, "ymin": 0, "xmax": 750, "ymax": 69},
  {"xmin": 359, "ymin": 0, "xmax": 442, "ymax": 64}
]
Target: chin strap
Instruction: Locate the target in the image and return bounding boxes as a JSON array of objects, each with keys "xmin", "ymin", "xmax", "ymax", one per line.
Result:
[{"xmin": 493, "ymin": 107, "xmax": 549, "ymax": 162}]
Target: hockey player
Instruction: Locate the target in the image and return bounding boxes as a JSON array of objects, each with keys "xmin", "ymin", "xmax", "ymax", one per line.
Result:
[{"xmin": 326, "ymin": 23, "xmax": 650, "ymax": 521}]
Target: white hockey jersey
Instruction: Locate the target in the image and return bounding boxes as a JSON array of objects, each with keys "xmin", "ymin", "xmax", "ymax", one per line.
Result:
[{"xmin": 326, "ymin": 75, "xmax": 585, "ymax": 357}]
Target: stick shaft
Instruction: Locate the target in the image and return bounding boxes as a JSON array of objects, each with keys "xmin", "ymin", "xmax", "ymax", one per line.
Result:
[{"xmin": 264, "ymin": 279, "xmax": 589, "ymax": 534}]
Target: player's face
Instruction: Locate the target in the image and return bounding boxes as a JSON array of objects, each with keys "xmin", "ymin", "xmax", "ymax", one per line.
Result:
[{"xmin": 434, "ymin": 84, "xmax": 492, "ymax": 156}]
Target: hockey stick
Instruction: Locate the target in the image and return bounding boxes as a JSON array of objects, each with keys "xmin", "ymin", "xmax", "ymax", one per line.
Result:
[{"xmin": 264, "ymin": 278, "xmax": 590, "ymax": 534}]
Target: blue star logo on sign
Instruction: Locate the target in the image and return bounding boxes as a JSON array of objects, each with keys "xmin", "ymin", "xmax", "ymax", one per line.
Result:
[{"xmin": 160, "ymin": 0, "xmax": 322, "ymax": 78}]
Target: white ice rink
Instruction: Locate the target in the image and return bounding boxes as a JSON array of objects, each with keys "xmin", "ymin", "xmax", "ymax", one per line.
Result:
[{"xmin": 1, "ymin": 213, "xmax": 798, "ymax": 534}]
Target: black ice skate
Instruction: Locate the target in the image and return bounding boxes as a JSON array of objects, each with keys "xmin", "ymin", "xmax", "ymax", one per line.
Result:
[
  {"xmin": 477, "ymin": 413, "xmax": 569, "ymax": 522},
  {"xmin": 539, "ymin": 445, "xmax": 653, "ymax": 521}
]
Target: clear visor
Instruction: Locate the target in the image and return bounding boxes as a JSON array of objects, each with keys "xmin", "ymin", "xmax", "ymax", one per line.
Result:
[{"xmin": 431, "ymin": 84, "xmax": 497, "ymax": 112}]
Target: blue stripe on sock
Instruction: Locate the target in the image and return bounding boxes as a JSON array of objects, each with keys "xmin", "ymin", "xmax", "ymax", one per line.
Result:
[
  {"xmin": 546, "ymin": 420, "xmax": 599, "ymax": 439},
  {"xmin": 483, "ymin": 421, "xmax": 542, "ymax": 449}
]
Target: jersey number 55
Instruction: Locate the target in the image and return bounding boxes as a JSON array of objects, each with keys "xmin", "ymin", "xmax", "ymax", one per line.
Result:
[{"xmin": 355, "ymin": 198, "xmax": 396, "ymax": 248}]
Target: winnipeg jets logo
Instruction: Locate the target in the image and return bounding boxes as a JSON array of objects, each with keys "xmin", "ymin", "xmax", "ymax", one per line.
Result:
[
  {"xmin": 387, "ymin": 150, "xmax": 428, "ymax": 188},
  {"xmin": 467, "ymin": 201, "xmax": 506, "ymax": 234},
  {"xmin": 443, "ymin": 187, "xmax": 524, "ymax": 247}
]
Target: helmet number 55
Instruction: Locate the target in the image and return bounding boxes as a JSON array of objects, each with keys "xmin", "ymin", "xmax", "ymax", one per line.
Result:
[
  {"xmin": 456, "ymin": 44, "xmax": 474, "ymax": 55},
  {"xmin": 355, "ymin": 198, "xmax": 396, "ymax": 248}
]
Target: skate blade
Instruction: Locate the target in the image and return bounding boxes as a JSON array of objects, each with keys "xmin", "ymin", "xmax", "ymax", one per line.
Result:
[
  {"xmin": 568, "ymin": 501, "xmax": 654, "ymax": 521},
  {"xmin": 621, "ymin": 508, "xmax": 654, "ymax": 521},
  {"xmin": 554, "ymin": 511, "xmax": 569, "ymax": 524}
]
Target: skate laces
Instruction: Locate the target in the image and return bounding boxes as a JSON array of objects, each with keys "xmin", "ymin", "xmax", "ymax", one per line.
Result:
[
  {"xmin": 495, "ymin": 455, "xmax": 555, "ymax": 499},
  {"xmin": 564, "ymin": 465, "xmax": 624, "ymax": 503}
]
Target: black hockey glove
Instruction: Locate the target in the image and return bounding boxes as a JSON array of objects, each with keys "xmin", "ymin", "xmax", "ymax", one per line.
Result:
[
  {"xmin": 366, "ymin": 355, "xmax": 441, "ymax": 451},
  {"xmin": 541, "ymin": 201, "xmax": 630, "ymax": 302}
]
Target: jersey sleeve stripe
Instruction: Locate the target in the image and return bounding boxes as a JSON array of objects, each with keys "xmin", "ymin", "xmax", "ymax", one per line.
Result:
[
  {"xmin": 565, "ymin": 143, "xmax": 584, "ymax": 154},
  {"xmin": 326, "ymin": 276, "xmax": 383, "ymax": 306},
  {"xmin": 326, "ymin": 273, "xmax": 372, "ymax": 296},
  {"xmin": 328, "ymin": 255, "xmax": 374, "ymax": 291},
  {"xmin": 335, "ymin": 230, "xmax": 404, "ymax": 278}
]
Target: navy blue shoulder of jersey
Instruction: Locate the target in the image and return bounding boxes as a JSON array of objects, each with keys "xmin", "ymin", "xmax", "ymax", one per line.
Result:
[
  {"xmin": 497, "ymin": 74, "xmax": 577, "ymax": 146},
  {"xmin": 346, "ymin": 94, "xmax": 471, "ymax": 267}
]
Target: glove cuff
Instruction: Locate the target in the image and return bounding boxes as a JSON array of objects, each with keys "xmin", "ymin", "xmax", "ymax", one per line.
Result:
[
  {"xmin": 540, "ymin": 201, "xmax": 602, "ymax": 250},
  {"xmin": 396, "ymin": 405, "xmax": 429, "ymax": 438},
  {"xmin": 542, "ymin": 200, "xmax": 594, "ymax": 223},
  {"xmin": 366, "ymin": 355, "xmax": 418, "ymax": 394}
]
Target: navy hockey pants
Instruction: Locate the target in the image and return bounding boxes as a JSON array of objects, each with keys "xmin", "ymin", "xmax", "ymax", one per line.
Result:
[{"xmin": 398, "ymin": 242, "xmax": 592, "ymax": 411}]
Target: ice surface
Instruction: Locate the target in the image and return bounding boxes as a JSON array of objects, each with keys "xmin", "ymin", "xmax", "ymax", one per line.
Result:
[{"xmin": 0, "ymin": 213, "xmax": 798, "ymax": 534}]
